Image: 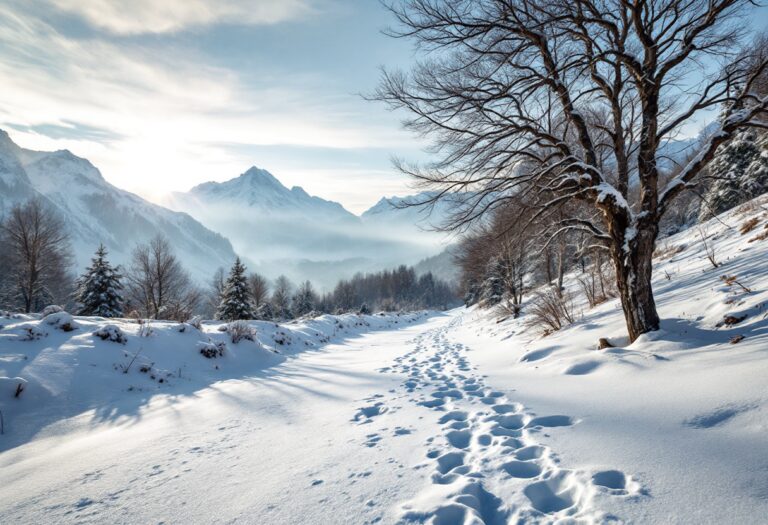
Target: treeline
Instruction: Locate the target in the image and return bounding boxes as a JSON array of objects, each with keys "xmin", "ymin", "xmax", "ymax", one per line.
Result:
[
  {"xmin": 209, "ymin": 260, "xmax": 457, "ymax": 322},
  {"xmin": 0, "ymin": 199, "xmax": 457, "ymax": 320},
  {"xmin": 457, "ymin": 194, "xmax": 615, "ymax": 323}
]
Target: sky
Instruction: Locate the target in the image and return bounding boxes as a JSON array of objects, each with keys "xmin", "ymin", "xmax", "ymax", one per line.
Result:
[
  {"xmin": 0, "ymin": 0, "xmax": 426, "ymax": 214},
  {"xmin": 1, "ymin": 1, "xmax": 767, "ymax": 215}
]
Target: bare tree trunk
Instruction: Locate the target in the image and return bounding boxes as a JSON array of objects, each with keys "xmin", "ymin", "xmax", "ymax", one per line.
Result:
[
  {"xmin": 556, "ymin": 238, "xmax": 566, "ymax": 295},
  {"xmin": 612, "ymin": 228, "xmax": 660, "ymax": 341}
]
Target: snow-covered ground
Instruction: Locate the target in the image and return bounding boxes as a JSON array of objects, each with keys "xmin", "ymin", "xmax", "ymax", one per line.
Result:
[{"xmin": 1, "ymin": 198, "xmax": 768, "ymax": 524}]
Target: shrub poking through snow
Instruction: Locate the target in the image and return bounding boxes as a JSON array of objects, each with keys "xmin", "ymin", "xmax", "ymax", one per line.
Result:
[
  {"xmin": 93, "ymin": 324, "xmax": 127, "ymax": 344},
  {"xmin": 740, "ymin": 217, "xmax": 760, "ymax": 235},
  {"xmin": 187, "ymin": 315, "xmax": 203, "ymax": 330},
  {"xmin": 526, "ymin": 288, "xmax": 576, "ymax": 335},
  {"xmin": 722, "ymin": 314, "xmax": 748, "ymax": 326},
  {"xmin": 17, "ymin": 324, "xmax": 47, "ymax": 341},
  {"xmin": 226, "ymin": 320, "xmax": 256, "ymax": 343},
  {"xmin": 199, "ymin": 340, "xmax": 226, "ymax": 358},
  {"xmin": 137, "ymin": 319, "xmax": 154, "ymax": 337},
  {"xmin": 43, "ymin": 311, "xmax": 77, "ymax": 332},
  {"xmin": 41, "ymin": 304, "xmax": 63, "ymax": 317},
  {"xmin": 0, "ymin": 377, "xmax": 28, "ymax": 399}
]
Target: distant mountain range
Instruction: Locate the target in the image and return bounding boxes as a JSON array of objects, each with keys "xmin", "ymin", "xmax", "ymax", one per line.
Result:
[
  {"xmin": 163, "ymin": 167, "xmax": 454, "ymax": 289},
  {"xmin": 0, "ymin": 130, "xmax": 237, "ymax": 281},
  {"xmin": 0, "ymin": 129, "xmax": 455, "ymax": 289}
]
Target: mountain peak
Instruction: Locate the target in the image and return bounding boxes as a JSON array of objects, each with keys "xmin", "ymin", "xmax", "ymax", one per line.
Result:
[{"xmin": 240, "ymin": 166, "xmax": 282, "ymax": 187}]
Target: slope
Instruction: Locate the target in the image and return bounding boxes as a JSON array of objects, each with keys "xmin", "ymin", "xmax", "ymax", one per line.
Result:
[{"xmin": 0, "ymin": 130, "xmax": 237, "ymax": 281}]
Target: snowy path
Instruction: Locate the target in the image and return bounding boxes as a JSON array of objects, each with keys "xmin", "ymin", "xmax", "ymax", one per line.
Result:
[{"xmin": 0, "ymin": 313, "xmax": 634, "ymax": 524}]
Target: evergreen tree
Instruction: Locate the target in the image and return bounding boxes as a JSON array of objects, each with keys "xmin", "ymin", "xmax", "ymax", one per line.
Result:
[
  {"xmin": 701, "ymin": 129, "xmax": 768, "ymax": 219},
  {"xmin": 216, "ymin": 258, "xmax": 254, "ymax": 321},
  {"xmin": 480, "ymin": 258, "xmax": 505, "ymax": 306},
  {"xmin": 74, "ymin": 244, "xmax": 124, "ymax": 317}
]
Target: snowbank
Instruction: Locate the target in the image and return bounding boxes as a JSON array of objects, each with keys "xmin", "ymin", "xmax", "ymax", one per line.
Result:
[{"xmin": 0, "ymin": 310, "xmax": 430, "ymax": 448}]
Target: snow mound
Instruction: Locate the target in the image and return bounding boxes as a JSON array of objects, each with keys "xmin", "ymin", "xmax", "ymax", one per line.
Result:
[{"xmin": 42, "ymin": 311, "xmax": 78, "ymax": 332}]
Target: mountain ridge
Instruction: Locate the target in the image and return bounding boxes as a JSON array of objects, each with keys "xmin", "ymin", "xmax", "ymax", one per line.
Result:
[{"xmin": 0, "ymin": 130, "xmax": 237, "ymax": 282}]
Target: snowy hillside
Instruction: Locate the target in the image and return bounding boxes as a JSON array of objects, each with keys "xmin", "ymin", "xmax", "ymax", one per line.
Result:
[
  {"xmin": 0, "ymin": 130, "xmax": 237, "ymax": 281},
  {"xmin": 1, "ymin": 197, "xmax": 766, "ymax": 523}
]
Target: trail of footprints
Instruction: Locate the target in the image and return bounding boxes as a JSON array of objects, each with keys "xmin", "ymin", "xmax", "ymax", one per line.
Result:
[{"xmin": 355, "ymin": 324, "xmax": 644, "ymax": 523}]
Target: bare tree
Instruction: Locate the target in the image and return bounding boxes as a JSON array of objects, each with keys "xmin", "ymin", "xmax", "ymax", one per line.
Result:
[
  {"xmin": 271, "ymin": 275, "xmax": 294, "ymax": 320},
  {"xmin": 126, "ymin": 235, "xmax": 200, "ymax": 320},
  {"xmin": 248, "ymin": 272, "xmax": 270, "ymax": 308},
  {"xmin": 206, "ymin": 267, "xmax": 226, "ymax": 317},
  {"xmin": 0, "ymin": 199, "xmax": 73, "ymax": 312},
  {"xmin": 376, "ymin": 0, "xmax": 768, "ymax": 341},
  {"xmin": 292, "ymin": 280, "xmax": 318, "ymax": 317}
]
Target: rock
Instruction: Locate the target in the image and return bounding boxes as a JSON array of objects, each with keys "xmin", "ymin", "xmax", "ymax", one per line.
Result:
[
  {"xmin": 597, "ymin": 338, "xmax": 614, "ymax": 350},
  {"xmin": 723, "ymin": 314, "xmax": 747, "ymax": 326}
]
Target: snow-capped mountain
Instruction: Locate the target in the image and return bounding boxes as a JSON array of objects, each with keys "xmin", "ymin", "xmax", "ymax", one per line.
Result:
[
  {"xmin": 178, "ymin": 167, "xmax": 357, "ymax": 223},
  {"xmin": 361, "ymin": 191, "xmax": 457, "ymax": 229},
  {"xmin": 164, "ymin": 169, "xmax": 453, "ymax": 289},
  {"xmin": 0, "ymin": 130, "xmax": 237, "ymax": 281}
]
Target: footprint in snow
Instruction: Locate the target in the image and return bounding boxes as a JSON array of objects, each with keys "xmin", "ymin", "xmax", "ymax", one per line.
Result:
[{"xmin": 352, "ymin": 402, "xmax": 388, "ymax": 424}]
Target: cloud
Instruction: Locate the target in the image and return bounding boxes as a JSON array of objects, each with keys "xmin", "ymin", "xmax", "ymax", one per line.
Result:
[
  {"xmin": 7, "ymin": 120, "xmax": 124, "ymax": 143},
  {"xmin": 47, "ymin": 0, "xmax": 315, "ymax": 34},
  {"xmin": 0, "ymin": 3, "xmax": 417, "ymax": 208}
]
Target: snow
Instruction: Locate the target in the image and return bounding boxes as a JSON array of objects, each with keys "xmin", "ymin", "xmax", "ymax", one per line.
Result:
[
  {"xmin": 1, "ymin": 197, "xmax": 768, "ymax": 523},
  {"xmin": 594, "ymin": 181, "xmax": 632, "ymax": 213}
]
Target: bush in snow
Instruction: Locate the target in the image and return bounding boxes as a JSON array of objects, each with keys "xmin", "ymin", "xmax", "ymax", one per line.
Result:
[
  {"xmin": 526, "ymin": 288, "xmax": 576, "ymax": 335},
  {"xmin": 16, "ymin": 323, "xmax": 47, "ymax": 341},
  {"xmin": 41, "ymin": 304, "xmax": 64, "ymax": 316},
  {"xmin": 216, "ymin": 258, "xmax": 255, "ymax": 321},
  {"xmin": 93, "ymin": 324, "xmax": 127, "ymax": 344},
  {"xmin": 73, "ymin": 244, "xmax": 124, "ymax": 317},
  {"xmin": 358, "ymin": 303, "xmax": 371, "ymax": 315},
  {"xmin": 199, "ymin": 340, "xmax": 226, "ymax": 358},
  {"xmin": 226, "ymin": 320, "xmax": 256, "ymax": 344},
  {"xmin": 0, "ymin": 377, "xmax": 28, "ymax": 400},
  {"xmin": 43, "ymin": 311, "xmax": 78, "ymax": 332}
]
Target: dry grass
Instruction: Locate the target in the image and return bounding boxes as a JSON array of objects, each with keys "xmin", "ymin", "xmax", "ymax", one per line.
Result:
[
  {"xmin": 740, "ymin": 217, "xmax": 760, "ymax": 235},
  {"xmin": 653, "ymin": 242, "xmax": 687, "ymax": 261},
  {"xmin": 748, "ymin": 224, "xmax": 768, "ymax": 243},
  {"xmin": 525, "ymin": 288, "xmax": 576, "ymax": 336}
]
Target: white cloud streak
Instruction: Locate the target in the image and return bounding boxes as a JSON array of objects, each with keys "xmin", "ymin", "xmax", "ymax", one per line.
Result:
[{"xmin": 48, "ymin": 0, "xmax": 314, "ymax": 34}]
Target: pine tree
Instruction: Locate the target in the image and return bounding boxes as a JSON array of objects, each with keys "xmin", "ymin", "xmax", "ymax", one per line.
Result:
[
  {"xmin": 74, "ymin": 244, "xmax": 124, "ymax": 317},
  {"xmin": 701, "ymin": 129, "xmax": 768, "ymax": 219},
  {"xmin": 216, "ymin": 258, "xmax": 254, "ymax": 321}
]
